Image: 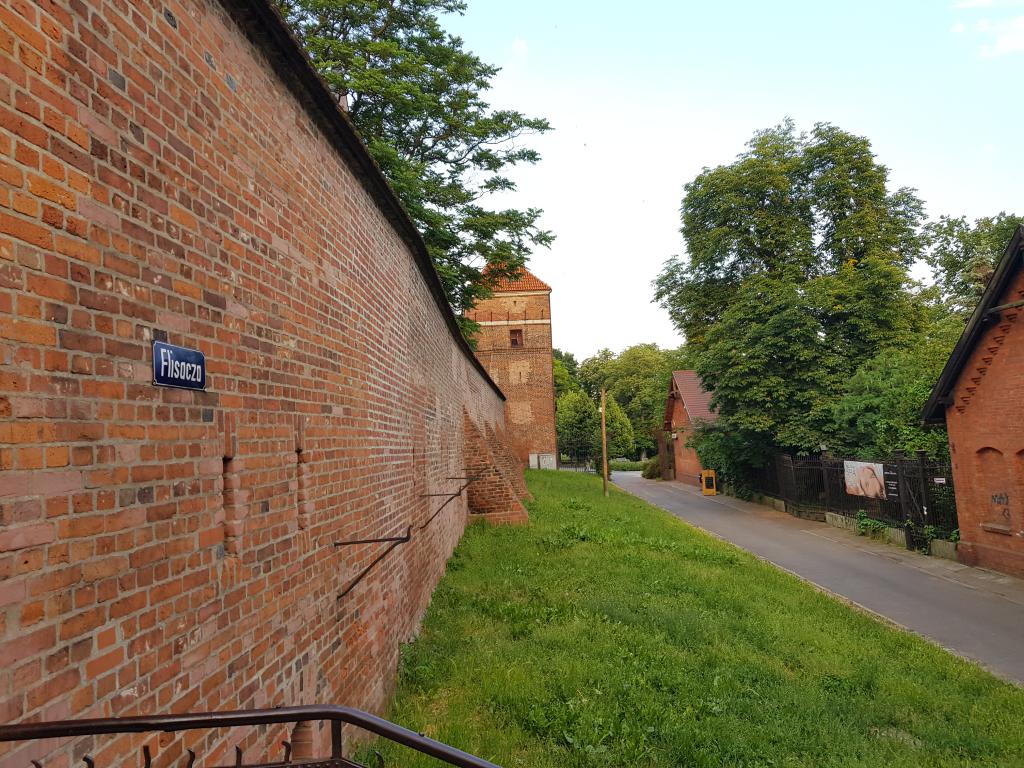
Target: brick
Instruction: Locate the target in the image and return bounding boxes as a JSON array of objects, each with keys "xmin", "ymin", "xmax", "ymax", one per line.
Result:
[
  {"xmin": 28, "ymin": 174, "xmax": 75, "ymax": 210},
  {"xmin": 0, "ymin": 625, "xmax": 55, "ymax": 664},
  {"xmin": 0, "ymin": 0, "xmax": 531, "ymax": 748},
  {"xmin": 0, "ymin": 523, "xmax": 55, "ymax": 552},
  {"xmin": 0, "ymin": 212, "xmax": 53, "ymax": 249}
]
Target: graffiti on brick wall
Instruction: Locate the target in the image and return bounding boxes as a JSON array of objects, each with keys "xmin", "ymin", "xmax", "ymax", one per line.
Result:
[{"xmin": 991, "ymin": 492, "xmax": 1011, "ymax": 524}]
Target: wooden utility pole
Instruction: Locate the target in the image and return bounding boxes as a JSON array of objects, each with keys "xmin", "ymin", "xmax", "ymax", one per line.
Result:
[{"xmin": 600, "ymin": 388, "xmax": 609, "ymax": 497}]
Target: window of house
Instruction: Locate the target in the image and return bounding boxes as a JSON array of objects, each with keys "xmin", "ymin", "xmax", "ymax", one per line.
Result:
[{"xmin": 510, "ymin": 329, "xmax": 523, "ymax": 347}]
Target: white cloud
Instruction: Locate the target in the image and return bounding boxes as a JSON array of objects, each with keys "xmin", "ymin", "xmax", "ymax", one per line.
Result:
[
  {"xmin": 980, "ymin": 15, "xmax": 1024, "ymax": 55},
  {"xmin": 951, "ymin": 21, "xmax": 967, "ymax": 32}
]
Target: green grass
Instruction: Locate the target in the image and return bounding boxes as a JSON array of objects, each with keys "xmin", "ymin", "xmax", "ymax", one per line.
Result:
[{"xmin": 360, "ymin": 470, "xmax": 1024, "ymax": 767}]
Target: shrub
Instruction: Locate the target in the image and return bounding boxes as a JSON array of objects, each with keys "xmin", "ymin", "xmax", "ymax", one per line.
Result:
[
  {"xmin": 855, "ymin": 510, "xmax": 888, "ymax": 538},
  {"xmin": 641, "ymin": 457, "xmax": 661, "ymax": 479},
  {"xmin": 609, "ymin": 460, "xmax": 645, "ymax": 472}
]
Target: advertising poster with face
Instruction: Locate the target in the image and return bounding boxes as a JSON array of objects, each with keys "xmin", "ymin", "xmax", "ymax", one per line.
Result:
[{"xmin": 844, "ymin": 461, "xmax": 887, "ymax": 500}]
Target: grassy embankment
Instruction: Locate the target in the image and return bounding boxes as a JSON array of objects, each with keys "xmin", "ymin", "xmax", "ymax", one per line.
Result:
[{"xmin": 360, "ymin": 470, "xmax": 1024, "ymax": 767}]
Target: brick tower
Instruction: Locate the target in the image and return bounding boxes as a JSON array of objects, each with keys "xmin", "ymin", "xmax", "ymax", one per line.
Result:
[{"xmin": 467, "ymin": 269, "xmax": 558, "ymax": 467}]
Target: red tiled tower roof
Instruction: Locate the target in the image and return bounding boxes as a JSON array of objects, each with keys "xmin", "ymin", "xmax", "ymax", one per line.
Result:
[{"xmin": 489, "ymin": 267, "xmax": 551, "ymax": 293}]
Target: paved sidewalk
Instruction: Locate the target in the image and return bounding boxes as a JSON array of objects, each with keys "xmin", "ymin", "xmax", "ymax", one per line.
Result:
[{"xmin": 613, "ymin": 472, "xmax": 1024, "ymax": 684}]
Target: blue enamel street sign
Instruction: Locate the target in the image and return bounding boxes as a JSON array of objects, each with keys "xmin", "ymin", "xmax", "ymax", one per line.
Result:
[{"xmin": 153, "ymin": 340, "xmax": 206, "ymax": 391}]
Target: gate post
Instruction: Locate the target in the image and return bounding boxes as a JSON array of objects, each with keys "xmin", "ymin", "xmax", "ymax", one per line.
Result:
[
  {"xmin": 820, "ymin": 456, "xmax": 832, "ymax": 513},
  {"xmin": 916, "ymin": 450, "xmax": 930, "ymax": 525},
  {"xmin": 894, "ymin": 452, "xmax": 915, "ymax": 551}
]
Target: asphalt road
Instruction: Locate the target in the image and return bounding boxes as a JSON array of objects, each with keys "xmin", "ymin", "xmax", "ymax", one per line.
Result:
[{"xmin": 613, "ymin": 472, "xmax": 1024, "ymax": 685}]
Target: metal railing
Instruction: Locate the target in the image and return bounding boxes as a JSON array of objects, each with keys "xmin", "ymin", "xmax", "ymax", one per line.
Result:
[{"xmin": 0, "ymin": 705, "xmax": 501, "ymax": 768}]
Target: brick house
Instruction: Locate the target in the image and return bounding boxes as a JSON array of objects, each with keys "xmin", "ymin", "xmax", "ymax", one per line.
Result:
[
  {"xmin": 923, "ymin": 226, "xmax": 1024, "ymax": 577},
  {"xmin": 465, "ymin": 269, "xmax": 558, "ymax": 468},
  {"xmin": 660, "ymin": 371, "xmax": 716, "ymax": 485}
]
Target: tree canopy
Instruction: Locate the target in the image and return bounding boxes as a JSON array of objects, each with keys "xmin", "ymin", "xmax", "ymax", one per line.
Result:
[
  {"xmin": 279, "ymin": 0, "xmax": 553, "ymax": 327},
  {"xmin": 552, "ymin": 348, "xmax": 581, "ymax": 398},
  {"xmin": 655, "ymin": 120, "xmax": 945, "ymax": 481},
  {"xmin": 572, "ymin": 344, "xmax": 692, "ymax": 459},
  {"xmin": 603, "ymin": 396, "xmax": 634, "ymax": 459},
  {"xmin": 924, "ymin": 213, "xmax": 1023, "ymax": 315},
  {"xmin": 552, "ymin": 356, "xmax": 580, "ymax": 399},
  {"xmin": 829, "ymin": 312, "xmax": 964, "ymax": 460},
  {"xmin": 556, "ymin": 390, "xmax": 599, "ymax": 460}
]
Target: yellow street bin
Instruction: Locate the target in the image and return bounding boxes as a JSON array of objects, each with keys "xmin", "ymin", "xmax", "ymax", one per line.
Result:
[{"xmin": 700, "ymin": 469, "xmax": 717, "ymax": 496}]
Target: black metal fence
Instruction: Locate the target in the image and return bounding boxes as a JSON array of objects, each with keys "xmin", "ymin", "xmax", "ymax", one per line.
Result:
[
  {"xmin": 750, "ymin": 452, "xmax": 958, "ymax": 546},
  {"xmin": 559, "ymin": 453, "xmax": 598, "ymax": 473}
]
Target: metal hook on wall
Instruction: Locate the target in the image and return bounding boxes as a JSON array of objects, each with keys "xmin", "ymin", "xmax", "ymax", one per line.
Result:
[{"xmin": 334, "ymin": 526, "xmax": 412, "ymax": 548}]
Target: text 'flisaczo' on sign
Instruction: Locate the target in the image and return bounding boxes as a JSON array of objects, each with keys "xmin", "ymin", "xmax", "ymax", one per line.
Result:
[{"xmin": 153, "ymin": 340, "xmax": 206, "ymax": 391}]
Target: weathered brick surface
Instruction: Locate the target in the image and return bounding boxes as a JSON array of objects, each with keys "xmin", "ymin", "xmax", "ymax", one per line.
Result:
[
  {"xmin": 0, "ymin": 0, "xmax": 523, "ymax": 765},
  {"xmin": 464, "ymin": 414, "xmax": 528, "ymax": 525},
  {"xmin": 484, "ymin": 422, "xmax": 531, "ymax": 500},
  {"xmin": 944, "ymin": 267, "xmax": 1024, "ymax": 577},
  {"xmin": 466, "ymin": 275, "xmax": 557, "ymax": 464}
]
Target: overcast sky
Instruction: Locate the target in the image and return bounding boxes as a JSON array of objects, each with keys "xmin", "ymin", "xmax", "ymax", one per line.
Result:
[{"xmin": 444, "ymin": 0, "xmax": 1023, "ymax": 360}]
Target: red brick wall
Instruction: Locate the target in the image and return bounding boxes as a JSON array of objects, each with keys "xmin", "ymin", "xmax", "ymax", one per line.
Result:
[
  {"xmin": 463, "ymin": 415, "xmax": 527, "ymax": 525},
  {"xmin": 467, "ymin": 292, "xmax": 557, "ymax": 464},
  {"xmin": 0, "ymin": 1, "xmax": 520, "ymax": 765},
  {"xmin": 945, "ymin": 267, "xmax": 1024, "ymax": 577},
  {"xmin": 668, "ymin": 397, "xmax": 703, "ymax": 486}
]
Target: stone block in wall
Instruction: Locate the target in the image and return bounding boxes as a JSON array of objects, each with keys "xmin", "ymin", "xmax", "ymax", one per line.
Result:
[{"xmin": 464, "ymin": 414, "xmax": 529, "ymax": 524}]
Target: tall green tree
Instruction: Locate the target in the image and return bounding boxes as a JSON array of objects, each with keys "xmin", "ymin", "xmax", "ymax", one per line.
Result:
[
  {"xmin": 924, "ymin": 213, "xmax": 1023, "ymax": 314},
  {"xmin": 697, "ymin": 275, "xmax": 845, "ymax": 456},
  {"xmin": 576, "ymin": 344, "xmax": 693, "ymax": 459},
  {"xmin": 602, "ymin": 396, "xmax": 634, "ymax": 459},
  {"xmin": 556, "ymin": 390, "xmax": 599, "ymax": 461},
  {"xmin": 552, "ymin": 348, "xmax": 581, "ymax": 398},
  {"xmin": 655, "ymin": 120, "xmax": 924, "ymax": 350},
  {"xmin": 655, "ymin": 121, "xmax": 927, "ymax": 469},
  {"xmin": 829, "ymin": 311, "xmax": 964, "ymax": 459},
  {"xmin": 552, "ymin": 356, "xmax": 580, "ymax": 398},
  {"xmin": 603, "ymin": 344, "xmax": 672, "ymax": 459},
  {"xmin": 279, "ymin": 0, "xmax": 553, "ymax": 327},
  {"xmin": 553, "ymin": 348, "xmax": 579, "ymax": 379},
  {"xmin": 577, "ymin": 348, "xmax": 615, "ymax": 400}
]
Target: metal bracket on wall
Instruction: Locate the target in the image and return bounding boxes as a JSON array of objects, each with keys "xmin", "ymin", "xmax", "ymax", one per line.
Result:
[
  {"xmin": 334, "ymin": 527, "xmax": 413, "ymax": 548},
  {"xmin": 334, "ymin": 526, "xmax": 412, "ymax": 601},
  {"xmin": 416, "ymin": 478, "xmax": 477, "ymax": 532},
  {"xmin": 333, "ymin": 477, "xmax": 478, "ymax": 601}
]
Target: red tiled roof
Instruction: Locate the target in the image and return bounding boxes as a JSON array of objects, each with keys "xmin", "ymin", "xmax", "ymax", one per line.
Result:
[
  {"xmin": 671, "ymin": 370, "xmax": 717, "ymax": 424},
  {"xmin": 489, "ymin": 267, "xmax": 551, "ymax": 293}
]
